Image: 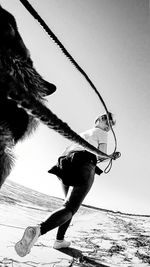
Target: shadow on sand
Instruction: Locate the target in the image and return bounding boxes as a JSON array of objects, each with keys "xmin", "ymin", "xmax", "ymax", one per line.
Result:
[{"xmin": 58, "ymin": 247, "xmax": 109, "ymax": 267}]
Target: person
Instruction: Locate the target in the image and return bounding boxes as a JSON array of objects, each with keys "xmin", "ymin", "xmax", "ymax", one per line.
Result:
[{"xmin": 15, "ymin": 112, "xmax": 120, "ymax": 257}]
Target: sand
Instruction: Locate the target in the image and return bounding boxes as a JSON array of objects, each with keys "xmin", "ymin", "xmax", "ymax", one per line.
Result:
[{"xmin": 0, "ymin": 180, "xmax": 150, "ymax": 267}]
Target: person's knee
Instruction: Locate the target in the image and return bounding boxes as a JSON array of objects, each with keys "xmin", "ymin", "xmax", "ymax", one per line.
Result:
[{"xmin": 63, "ymin": 202, "xmax": 77, "ymax": 216}]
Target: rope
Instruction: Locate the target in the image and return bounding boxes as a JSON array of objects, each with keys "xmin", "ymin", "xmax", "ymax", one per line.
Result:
[
  {"xmin": 18, "ymin": 1, "xmax": 110, "ymax": 114},
  {"xmin": 8, "ymin": 90, "xmax": 113, "ymax": 159},
  {"xmin": 18, "ymin": 0, "xmax": 118, "ymax": 170}
]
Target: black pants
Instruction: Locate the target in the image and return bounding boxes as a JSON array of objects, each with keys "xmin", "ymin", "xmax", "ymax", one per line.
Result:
[{"xmin": 40, "ymin": 162, "xmax": 96, "ymax": 239}]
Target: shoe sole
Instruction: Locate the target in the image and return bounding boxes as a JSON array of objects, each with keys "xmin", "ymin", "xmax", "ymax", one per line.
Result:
[
  {"xmin": 15, "ymin": 226, "xmax": 40, "ymax": 257},
  {"xmin": 53, "ymin": 242, "xmax": 71, "ymax": 249}
]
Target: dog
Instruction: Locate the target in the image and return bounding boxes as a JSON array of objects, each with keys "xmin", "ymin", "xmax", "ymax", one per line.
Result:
[{"xmin": 0, "ymin": 5, "xmax": 56, "ymax": 187}]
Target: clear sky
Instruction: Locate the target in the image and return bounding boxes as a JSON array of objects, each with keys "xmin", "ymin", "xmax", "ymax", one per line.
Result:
[{"xmin": 1, "ymin": 0, "xmax": 150, "ymax": 215}]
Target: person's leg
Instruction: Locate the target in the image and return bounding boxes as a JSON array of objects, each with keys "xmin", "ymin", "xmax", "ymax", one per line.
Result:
[
  {"xmin": 15, "ymin": 162, "xmax": 95, "ymax": 256},
  {"xmin": 64, "ymin": 162, "xmax": 95, "ymax": 214},
  {"xmin": 55, "ymin": 183, "xmax": 72, "ymax": 241},
  {"xmin": 52, "ymin": 182, "xmax": 72, "ymax": 248},
  {"xmin": 41, "ymin": 162, "xmax": 95, "ymax": 236},
  {"xmin": 56, "ymin": 218, "xmax": 72, "ymax": 240},
  {"xmin": 15, "ymin": 183, "xmax": 72, "ymax": 257},
  {"xmin": 40, "ymin": 185, "xmax": 72, "ymax": 248},
  {"xmin": 40, "ymin": 206, "xmax": 73, "ymax": 235},
  {"xmin": 53, "ymin": 218, "xmax": 72, "ymax": 249},
  {"xmin": 15, "ymin": 206, "xmax": 73, "ymax": 257},
  {"xmin": 54, "ymin": 162, "xmax": 96, "ymax": 248},
  {"xmin": 41, "ymin": 182, "xmax": 72, "ymax": 235}
]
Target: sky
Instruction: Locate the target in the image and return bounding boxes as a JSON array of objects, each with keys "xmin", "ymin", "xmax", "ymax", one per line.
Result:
[{"xmin": 1, "ymin": 0, "xmax": 150, "ymax": 215}]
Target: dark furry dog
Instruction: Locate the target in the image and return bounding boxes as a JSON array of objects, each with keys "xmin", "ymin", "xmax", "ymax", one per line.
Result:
[{"xmin": 0, "ymin": 5, "xmax": 56, "ymax": 187}]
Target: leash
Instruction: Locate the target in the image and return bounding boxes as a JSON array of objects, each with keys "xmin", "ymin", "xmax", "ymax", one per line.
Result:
[{"xmin": 18, "ymin": 0, "xmax": 119, "ymax": 171}]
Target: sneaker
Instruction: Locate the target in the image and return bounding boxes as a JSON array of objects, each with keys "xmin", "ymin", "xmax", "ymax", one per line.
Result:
[
  {"xmin": 53, "ymin": 239, "xmax": 71, "ymax": 249},
  {"xmin": 15, "ymin": 225, "xmax": 41, "ymax": 257}
]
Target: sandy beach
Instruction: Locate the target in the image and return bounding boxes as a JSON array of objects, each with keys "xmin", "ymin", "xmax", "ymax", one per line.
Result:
[{"xmin": 0, "ymin": 180, "xmax": 150, "ymax": 267}]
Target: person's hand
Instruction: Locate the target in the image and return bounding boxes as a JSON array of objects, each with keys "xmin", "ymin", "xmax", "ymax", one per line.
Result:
[{"xmin": 111, "ymin": 151, "xmax": 121, "ymax": 160}]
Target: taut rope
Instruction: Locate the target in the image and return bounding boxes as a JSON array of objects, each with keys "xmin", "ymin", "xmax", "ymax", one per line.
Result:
[{"xmin": 18, "ymin": 0, "xmax": 118, "ymax": 170}]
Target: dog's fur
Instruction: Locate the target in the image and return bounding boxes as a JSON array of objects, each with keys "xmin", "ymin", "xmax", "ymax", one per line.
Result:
[{"xmin": 0, "ymin": 6, "xmax": 56, "ymax": 187}]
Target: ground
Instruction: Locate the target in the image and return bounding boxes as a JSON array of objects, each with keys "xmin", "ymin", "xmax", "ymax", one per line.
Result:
[{"xmin": 0, "ymin": 180, "xmax": 150, "ymax": 266}]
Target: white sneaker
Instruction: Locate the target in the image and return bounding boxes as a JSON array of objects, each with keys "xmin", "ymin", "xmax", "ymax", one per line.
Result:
[
  {"xmin": 15, "ymin": 225, "xmax": 41, "ymax": 257},
  {"xmin": 53, "ymin": 239, "xmax": 71, "ymax": 249}
]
